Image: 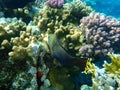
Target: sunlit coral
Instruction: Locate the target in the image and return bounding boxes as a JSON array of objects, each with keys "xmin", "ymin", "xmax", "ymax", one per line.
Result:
[{"xmin": 104, "ymin": 54, "xmax": 120, "ymax": 75}]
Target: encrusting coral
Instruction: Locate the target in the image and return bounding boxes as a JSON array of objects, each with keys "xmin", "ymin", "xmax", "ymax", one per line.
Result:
[{"xmin": 79, "ymin": 12, "xmax": 120, "ymax": 57}]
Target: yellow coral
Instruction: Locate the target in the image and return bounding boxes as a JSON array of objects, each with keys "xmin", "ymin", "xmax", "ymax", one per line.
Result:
[
  {"xmin": 84, "ymin": 59, "xmax": 96, "ymax": 77},
  {"xmin": 33, "ymin": 7, "xmax": 84, "ymax": 57},
  {"xmin": 104, "ymin": 54, "xmax": 120, "ymax": 75}
]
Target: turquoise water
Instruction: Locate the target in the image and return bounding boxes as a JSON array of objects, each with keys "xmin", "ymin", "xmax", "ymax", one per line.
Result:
[{"xmin": 83, "ymin": 0, "xmax": 120, "ymax": 20}]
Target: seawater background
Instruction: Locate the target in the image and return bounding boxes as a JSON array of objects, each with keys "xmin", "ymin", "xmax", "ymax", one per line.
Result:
[
  {"xmin": 83, "ymin": 0, "xmax": 120, "ymax": 20},
  {"xmin": 69, "ymin": 0, "xmax": 120, "ymax": 20}
]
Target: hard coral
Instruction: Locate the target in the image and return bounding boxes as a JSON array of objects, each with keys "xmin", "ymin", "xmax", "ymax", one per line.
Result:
[
  {"xmin": 79, "ymin": 12, "xmax": 120, "ymax": 57},
  {"xmin": 0, "ymin": 18, "xmax": 38, "ymax": 89},
  {"xmin": 46, "ymin": 0, "xmax": 64, "ymax": 8},
  {"xmin": 104, "ymin": 54, "xmax": 120, "ymax": 75},
  {"xmin": 64, "ymin": 0, "xmax": 92, "ymax": 19},
  {"xmin": 34, "ymin": 7, "xmax": 83, "ymax": 56},
  {"xmin": 92, "ymin": 68, "xmax": 120, "ymax": 90},
  {"xmin": 84, "ymin": 57, "xmax": 120, "ymax": 90},
  {"xmin": 0, "ymin": 17, "xmax": 26, "ymax": 64}
]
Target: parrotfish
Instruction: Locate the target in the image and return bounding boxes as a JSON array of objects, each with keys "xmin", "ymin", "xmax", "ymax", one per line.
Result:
[
  {"xmin": 47, "ymin": 34, "xmax": 87, "ymax": 69},
  {"xmin": 0, "ymin": 0, "xmax": 35, "ymax": 9}
]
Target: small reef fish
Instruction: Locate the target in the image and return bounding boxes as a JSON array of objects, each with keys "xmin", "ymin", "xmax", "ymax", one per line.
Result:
[
  {"xmin": 0, "ymin": 0, "xmax": 35, "ymax": 9},
  {"xmin": 47, "ymin": 34, "xmax": 87, "ymax": 69}
]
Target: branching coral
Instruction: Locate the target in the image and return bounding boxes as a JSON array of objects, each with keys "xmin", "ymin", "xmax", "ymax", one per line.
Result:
[
  {"xmin": 84, "ymin": 58, "xmax": 120, "ymax": 90},
  {"xmin": 0, "ymin": 17, "xmax": 26, "ymax": 64},
  {"xmin": 0, "ymin": 17, "xmax": 26, "ymax": 57},
  {"xmin": 0, "ymin": 19, "xmax": 45, "ymax": 89},
  {"xmin": 84, "ymin": 59, "xmax": 96, "ymax": 77},
  {"xmin": 0, "ymin": 18, "xmax": 39, "ymax": 89},
  {"xmin": 104, "ymin": 54, "xmax": 120, "ymax": 75},
  {"xmin": 33, "ymin": 7, "xmax": 84, "ymax": 56},
  {"xmin": 0, "ymin": 17, "xmax": 26, "ymax": 42},
  {"xmin": 79, "ymin": 12, "xmax": 120, "ymax": 57},
  {"xmin": 92, "ymin": 68, "xmax": 120, "ymax": 90}
]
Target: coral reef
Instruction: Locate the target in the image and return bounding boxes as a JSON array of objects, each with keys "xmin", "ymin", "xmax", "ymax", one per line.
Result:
[
  {"xmin": 79, "ymin": 12, "xmax": 120, "ymax": 57},
  {"xmin": 0, "ymin": 0, "xmax": 120, "ymax": 90},
  {"xmin": 84, "ymin": 54, "xmax": 120, "ymax": 90},
  {"xmin": 0, "ymin": 22, "xmax": 39, "ymax": 89},
  {"xmin": 33, "ymin": 6, "xmax": 86, "ymax": 56},
  {"xmin": 0, "ymin": 18, "xmax": 39, "ymax": 89}
]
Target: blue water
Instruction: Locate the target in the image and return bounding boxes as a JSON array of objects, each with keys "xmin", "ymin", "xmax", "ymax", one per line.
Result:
[
  {"xmin": 68, "ymin": 0, "xmax": 120, "ymax": 20},
  {"xmin": 82, "ymin": 0, "xmax": 120, "ymax": 20}
]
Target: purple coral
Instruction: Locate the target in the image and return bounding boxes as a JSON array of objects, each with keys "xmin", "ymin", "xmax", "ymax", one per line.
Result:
[
  {"xmin": 79, "ymin": 13, "xmax": 120, "ymax": 57},
  {"xmin": 46, "ymin": 0, "xmax": 64, "ymax": 8}
]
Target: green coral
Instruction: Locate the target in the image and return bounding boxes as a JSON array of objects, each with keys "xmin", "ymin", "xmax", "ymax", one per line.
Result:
[
  {"xmin": 104, "ymin": 54, "xmax": 120, "ymax": 75},
  {"xmin": 64, "ymin": 0, "xmax": 93, "ymax": 19},
  {"xmin": 35, "ymin": 7, "xmax": 77, "ymax": 31}
]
